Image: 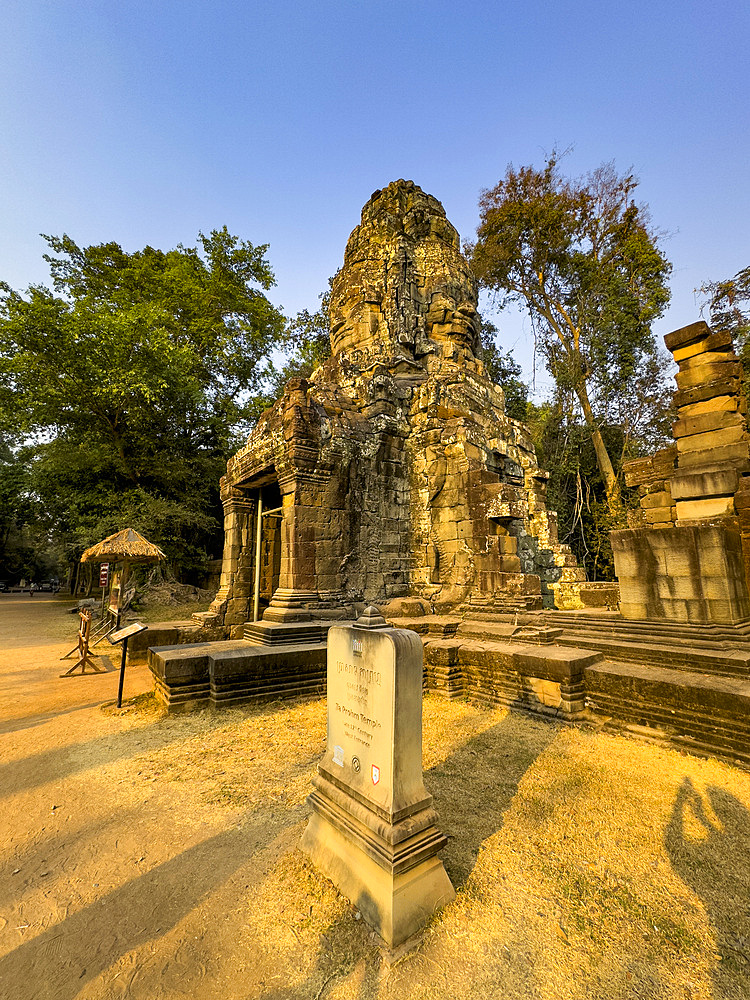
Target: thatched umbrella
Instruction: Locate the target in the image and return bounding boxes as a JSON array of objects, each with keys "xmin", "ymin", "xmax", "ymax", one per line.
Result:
[
  {"xmin": 81, "ymin": 528, "xmax": 166, "ymax": 565},
  {"xmin": 80, "ymin": 528, "xmax": 166, "ymax": 614}
]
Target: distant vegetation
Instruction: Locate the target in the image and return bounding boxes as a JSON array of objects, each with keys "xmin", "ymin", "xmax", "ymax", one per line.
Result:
[{"xmin": 0, "ymin": 229, "xmax": 285, "ymax": 585}]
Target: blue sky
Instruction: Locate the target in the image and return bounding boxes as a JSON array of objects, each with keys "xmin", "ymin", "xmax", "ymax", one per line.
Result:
[{"xmin": 2, "ymin": 1, "xmax": 748, "ymax": 394}]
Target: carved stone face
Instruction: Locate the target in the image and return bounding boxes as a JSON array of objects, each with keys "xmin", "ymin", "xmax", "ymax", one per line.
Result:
[
  {"xmin": 330, "ymin": 180, "xmax": 479, "ymax": 363},
  {"xmin": 423, "ymin": 291, "xmax": 479, "ymax": 353}
]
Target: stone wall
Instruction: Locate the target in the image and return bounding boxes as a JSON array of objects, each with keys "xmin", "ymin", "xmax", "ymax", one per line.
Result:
[{"xmin": 615, "ymin": 320, "xmax": 750, "ymax": 623}]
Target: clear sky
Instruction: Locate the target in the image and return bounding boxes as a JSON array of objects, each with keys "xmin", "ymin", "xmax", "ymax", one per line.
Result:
[{"xmin": 2, "ymin": 0, "xmax": 748, "ymax": 395}]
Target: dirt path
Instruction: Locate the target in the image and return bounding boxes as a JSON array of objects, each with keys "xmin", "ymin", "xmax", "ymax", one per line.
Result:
[
  {"xmin": 2, "ymin": 596, "xmax": 750, "ymax": 1000},
  {"xmin": 0, "ymin": 597, "xmax": 310, "ymax": 1000}
]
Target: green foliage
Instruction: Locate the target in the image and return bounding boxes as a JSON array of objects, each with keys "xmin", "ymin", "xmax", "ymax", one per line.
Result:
[
  {"xmin": 527, "ymin": 392, "xmax": 666, "ymax": 580},
  {"xmin": 0, "ymin": 230, "xmax": 286, "ymax": 575},
  {"xmin": 479, "ymin": 317, "xmax": 529, "ymax": 420},
  {"xmin": 269, "ymin": 281, "xmax": 333, "ymax": 396},
  {"xmin": 701, "ymin": 265, "xmax": 750, "ymax": 378},
  {"xmin": 469, "ymin": 153, "xmax": 673, "ymax": 507},
  {"xmin": 701, "ymin": 266, "xmax": 750, "ymax": 342}
]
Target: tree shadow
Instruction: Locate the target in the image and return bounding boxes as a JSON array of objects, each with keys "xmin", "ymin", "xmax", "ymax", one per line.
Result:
[
  {"xmin": 425, "ymin": 712, "xmax": 559, "ymax": 887},
  {"xmin": 0, "ymin": 701, "xmax": 105, "ymax": 736},
  {"xmin": 258, "ymin": 902, "xmax": 382, "ymax": 1000},
  {"xmin": 0, "ymin": 819, "xmax": 282, "ymax": 1000},
  {"xmin": 1, "ymin": 700, "xmax": 564, "ymax": 999},
  {"xmin": 665, "ymin": 776, "xmax": 750, "ymax": 992},
  {"xmin": 0, "ymin": 722, "xmax": 196, "ymax": 800},
  {"xmin": 257, "ymin": 711, "xmax": 562, "ymax": 999}
]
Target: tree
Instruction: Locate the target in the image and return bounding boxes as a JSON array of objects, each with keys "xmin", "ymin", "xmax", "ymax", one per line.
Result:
[
  {"xmin": 468, "ymin": 155, "xmax": 672, "ymax": 517},
  {"xmin": 479, "ymin": 317, "xmax": 529, "ymax": 420},
  {"xmin": 0, "ymin": 229, "xmax": 286, "ymax": 575},
  {"xmin": 268, "ymin": 280, "xmax": 334, "ymax": 396},
  {"xmin": 701, "ymin": 265, "xmax": 750, "ymax": 357}
]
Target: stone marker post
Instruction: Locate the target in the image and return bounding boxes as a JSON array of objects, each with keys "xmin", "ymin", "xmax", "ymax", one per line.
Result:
[{"xmin": 301, "ymin": 606, "xmax": 454, "ymax": 950}]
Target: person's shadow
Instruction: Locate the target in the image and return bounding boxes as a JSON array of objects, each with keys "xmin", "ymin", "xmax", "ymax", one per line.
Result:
[{"xmin": 665, "ymin": 776, "xmax": 750, "ymax": 995}]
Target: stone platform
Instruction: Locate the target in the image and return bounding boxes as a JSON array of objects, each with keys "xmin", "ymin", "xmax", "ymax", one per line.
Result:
[
  {"xmin": 389, "ymin": 611, "xmax": 750, "ymax": 768},
  {"xmin": 585, "ymin": 659, "xmax": 750, "ymax": 768},
  {"xmin": 148, "ymin": 639, "xmax": 327, "ymax": 711},
  {"xmin": 125, "ymin": 620, "xmax": 226, "ymax": 663},
  {"xmin": 143, "ymin": 607, "xmax": 750, "ymax": 769}
]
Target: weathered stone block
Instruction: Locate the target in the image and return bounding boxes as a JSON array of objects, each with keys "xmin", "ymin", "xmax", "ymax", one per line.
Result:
[
  {"xmin": 670, "ymin": 467, "xmax": 740, "ymax": 500},
  {"xmin": 612, "ymin": 525, "xmax": 750, "ymax": 623},
  {"xmin": 672, "ymin": 409, "xmax": 744, "ymax": 439},
  {"xmin": 624, "ymin": 456, "xmax": 656, "ymax": 487},
  {"xmin": 641, "ymin": 490, "xmax": 672, "ymax": 510},
  {"xmin": 678, "ymin": 394, "xmax": 739, "ymax": 417},
  {"xmin": 678, "ymin": 442, "xmax": 750, "ymax": 469},
  {"xmin": 680, "ymin": 348, "xmax": 736, "ymax": 369},
  {"xmin": 675, "ymin": 497, "xmax": 735, "ymax": 521},
  {"xmin": 675, "ymin": 424, "xmax": 746, "ymax": 453},
  {"xmin": 671, "ymin": 327, "xmax": 733, "ymax": 361},
  {"xmin": 664, "ymin": 320, "xmax": 710, "ymax": 352},
  {"xmin": 644, "ymin": 506, "xmax": 674, "ymax": 524},
  {"xmin": 674, "ymin": 377, "xmax": 742, "ymax": 409}
]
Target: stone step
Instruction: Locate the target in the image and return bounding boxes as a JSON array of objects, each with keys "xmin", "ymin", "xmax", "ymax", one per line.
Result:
[
  {"xmin": 541, "ymin": 612, "xmax": 750, "ymax": 677},
  {"xmin": 543, "ymin": 609, "xmax": 750, "ymax": 643},
  {"xmin": 586, "ymin": 659, "xmax": 750, "ymax": 767},
  {"xmin": 567, "ymin": 635, "xmax": 750, "ymax": 678}
]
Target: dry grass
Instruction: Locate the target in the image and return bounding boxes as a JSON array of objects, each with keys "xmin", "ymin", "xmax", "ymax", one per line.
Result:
[
  {"xmin": 7, "ymin": 597, "xmax": 749, "ymax": 998},
  {"xmin": 100, "ymin": 692, "xmax": 750, "ymax": 1000}
]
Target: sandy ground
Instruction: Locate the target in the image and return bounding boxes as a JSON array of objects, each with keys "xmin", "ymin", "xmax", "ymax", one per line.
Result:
[{"xmin": 2, "ymin": 595, "xmax": 750, "ymax": 1000}]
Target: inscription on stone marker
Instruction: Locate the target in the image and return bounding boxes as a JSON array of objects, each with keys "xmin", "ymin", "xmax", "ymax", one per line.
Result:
[
  {"xmin": 302, "ymin": 608, "xmax": 454, "ymax": 950},
  {"xmin": 326, "ymin": 629, "xmax": 393, "ymax": 811}
]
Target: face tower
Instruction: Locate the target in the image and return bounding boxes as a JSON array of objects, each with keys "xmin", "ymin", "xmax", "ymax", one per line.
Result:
[{"xmin": 199, "ymin": 180, "xmax": 584, "ymax": 637}]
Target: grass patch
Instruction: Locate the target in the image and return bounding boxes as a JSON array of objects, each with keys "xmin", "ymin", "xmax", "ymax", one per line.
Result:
[
  {"xmin": 89, "ymin": 694, "xmax": 750, "ymax": 998},
  {"xmin": 100, "ymin": 691, "xmax": 165, "ymax": 717}
]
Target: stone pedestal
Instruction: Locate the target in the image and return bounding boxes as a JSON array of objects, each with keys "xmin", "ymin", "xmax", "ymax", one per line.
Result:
[
  {"xmin": 301, "ymin": 607, "xmax": 454, "ymax": 950},
  {"xmin": 612, "ymin": 524, "xmax": 750, "ymax": 624}
]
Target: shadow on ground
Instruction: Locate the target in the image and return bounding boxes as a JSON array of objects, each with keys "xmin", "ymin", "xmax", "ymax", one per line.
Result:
[
  {"xmin": 0, "ymin": 820, "xmax": 286, "ymax": 1000},
  {"xmin": 666, "ymin": 776, "xmax": 750, "ymax": 996},
  {"xmin": 259, "ymin": 711, "xmax": 559, "ymax": 999}
]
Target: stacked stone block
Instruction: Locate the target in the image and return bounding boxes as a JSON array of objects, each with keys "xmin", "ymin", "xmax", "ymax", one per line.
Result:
[
  {"xmin": 668, "ymin": 322, "xmax": 749, "ymax": 520},
  {"xmin": 613, "ymin": 320, "xmax": 750, "ymax": 624},
  {"xmin": 623, "ymin": 446, "xmax": 678, "ymax": 527}
]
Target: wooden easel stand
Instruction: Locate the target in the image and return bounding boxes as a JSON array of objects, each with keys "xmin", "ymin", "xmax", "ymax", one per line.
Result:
[{"xmin": 60, "ymin": 609, "xmax": 106, "ymax": 677}]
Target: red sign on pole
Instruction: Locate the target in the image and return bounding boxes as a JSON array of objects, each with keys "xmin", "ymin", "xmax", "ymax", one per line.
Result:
[{"xmin": 99, "ymin": 563, "xmax": 109, "ymax": 588}]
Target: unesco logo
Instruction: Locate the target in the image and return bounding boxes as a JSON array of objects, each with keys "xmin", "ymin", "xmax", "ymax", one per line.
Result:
[{"xmin": 352, "ymin": 637, "xmax": 363, "ymax": 656}]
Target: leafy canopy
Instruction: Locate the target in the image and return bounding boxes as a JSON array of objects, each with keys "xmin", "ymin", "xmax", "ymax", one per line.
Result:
[
  {"xmin": 468, "ymin": 154, "xmax": 672, "ymax": 507},
  {"xmin": 268, "ymin": 279, "xmax": 333, "ymax": 396},
  {"xmin": 701, "ymin": 265, "xmax": 750, "ymax": 350},
  {"xmin": 0, "ymin": 229, "xmax": 286, "ymax": 571}
]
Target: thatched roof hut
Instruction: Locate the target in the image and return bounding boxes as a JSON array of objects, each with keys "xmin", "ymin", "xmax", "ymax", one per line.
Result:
[{"xmin": 80, "ymin": 528, "xmax": 166, "ymax": 565}]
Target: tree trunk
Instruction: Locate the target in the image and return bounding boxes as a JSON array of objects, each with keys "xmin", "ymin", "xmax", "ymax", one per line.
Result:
[{"xmin": 575, "ymin": 380, "xmax": 623, "ymax": 520}]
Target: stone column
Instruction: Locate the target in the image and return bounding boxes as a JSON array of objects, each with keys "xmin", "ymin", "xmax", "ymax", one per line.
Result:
[
  {"xmin": 262, "ymin": 474, "xmax": 320, "ymax": 623},
  {"xmin": 203, "ymin": 485, "xmax": 256, "ymax": 628}
]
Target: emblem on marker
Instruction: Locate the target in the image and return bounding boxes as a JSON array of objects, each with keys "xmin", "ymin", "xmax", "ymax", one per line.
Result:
[
  {"xmin": 371, "ymin": 764, "xmax": 380, "ymax": 785},
  {"xmin": 352, "ymin": 756, "xmax": 361, "ymax": 773},
  {"xmin": 333, "ymin": 745, "xmax": 344, "ymax": 767}
]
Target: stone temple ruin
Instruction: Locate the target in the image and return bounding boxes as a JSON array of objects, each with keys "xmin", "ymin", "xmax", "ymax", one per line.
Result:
[
  {"xmin": 197, "ymin": 179, "xmax": 584, "ymax": 631},
  {"xmin": 145, "ymin": 180, "xmax": 750, "ymax": 770}
]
